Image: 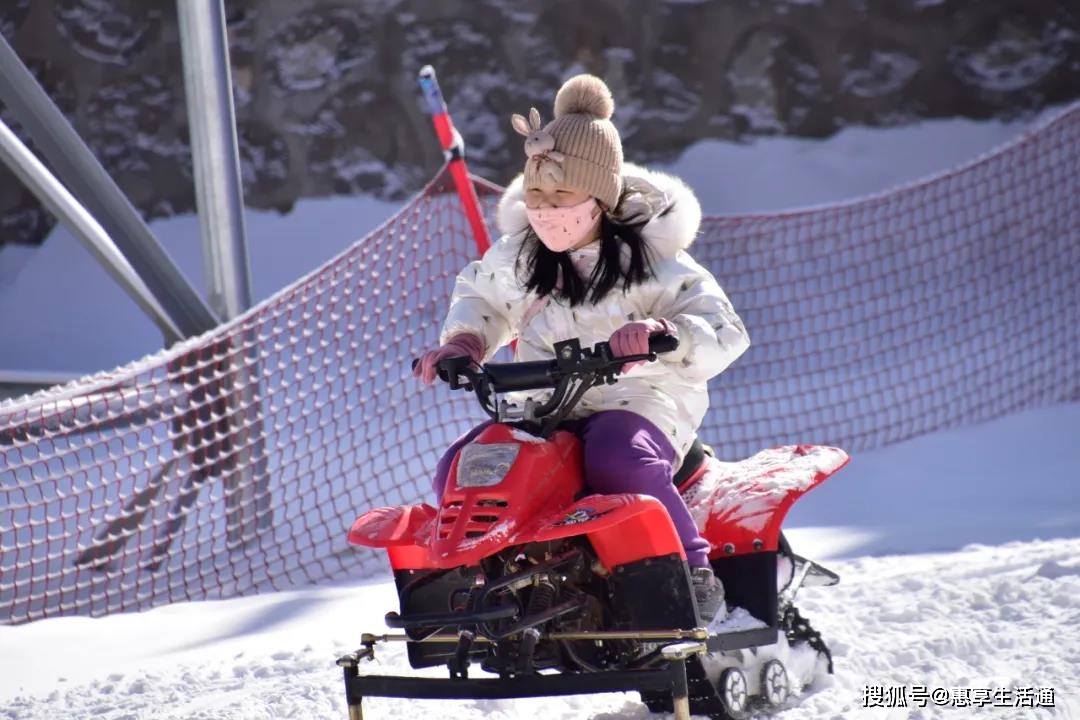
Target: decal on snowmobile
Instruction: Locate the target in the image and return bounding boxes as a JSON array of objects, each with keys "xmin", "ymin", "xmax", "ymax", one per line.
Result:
[{"xmin": 551, "ymin": 506, "xmax": 614, "ymax": 526}]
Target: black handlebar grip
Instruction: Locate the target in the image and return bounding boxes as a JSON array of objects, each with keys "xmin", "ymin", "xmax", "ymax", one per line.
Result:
[
  {"xmin": 648, "ymin": 334, "xmax": 679, "ymax": 355},
  {"xmin": 484, "ymin": 360, "xmax": 558, "ymax": 393},
  {"xmin": 412, "ymin": 357, "xmax": 454, "ymax": 384},
  {"xmin": 411, "ymin": 356, "xmax": 460, "ymax": 383}
]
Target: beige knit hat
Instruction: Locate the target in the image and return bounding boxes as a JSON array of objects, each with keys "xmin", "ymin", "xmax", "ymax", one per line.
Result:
[{"xmin": 511, "ymin": 74, "xmax": 623, "ymax": 210}]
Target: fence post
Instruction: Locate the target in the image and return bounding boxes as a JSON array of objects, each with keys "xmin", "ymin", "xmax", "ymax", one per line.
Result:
[
  {"xmin": 418, "ymin": 65, "xmax": 492, "ymax": 256},
  {"xmin": 177, "ymin": 0, "xmax": 270, "ymax": 548}
]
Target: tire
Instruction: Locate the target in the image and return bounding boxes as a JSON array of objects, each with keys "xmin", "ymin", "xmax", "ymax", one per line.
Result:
[
  {"xmin": 718, "ymin": 667, "xmax": 749, "ymax": 719},
  {"xmin": 760, "ymin": 659, "xmax": 791, "ymax": 707}
]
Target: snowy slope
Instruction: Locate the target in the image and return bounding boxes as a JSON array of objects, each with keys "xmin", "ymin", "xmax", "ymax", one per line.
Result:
[{"xmin": 1, "ymin": 405, "xmax": 1078, "ymax": 720}]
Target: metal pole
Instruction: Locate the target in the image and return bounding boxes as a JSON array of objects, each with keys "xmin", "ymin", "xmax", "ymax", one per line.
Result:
[
  {"xmin": 0, "ymin": 117, "xmax": 184, "ymax": 343},
  {"xmin": 176, "ymin": 0, "xmax": 269, "ymax": 548},
  {"xmin": 176, "ymin": 0, "xmax": 253, "ymax": 319},
  {"xmin": 418, "ymin": 65, "xmax": 492, "ymax": 255},
  {"xmin": 0, "ymin": 31, "xmax": 219, "ymax": 339}
]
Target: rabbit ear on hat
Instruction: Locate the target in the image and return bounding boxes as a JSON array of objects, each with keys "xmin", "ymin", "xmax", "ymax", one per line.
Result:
[
  {"xmin": 511, "ymin": 107, "xmax": 545, "ymax": 136},
  {"xmin": 511, "ymin": 113, "xmax": 531, "ymax": 137}
]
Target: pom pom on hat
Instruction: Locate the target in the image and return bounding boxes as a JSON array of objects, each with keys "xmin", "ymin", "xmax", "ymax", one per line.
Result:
[{"xmin": 554, "ymin": 74, "xmax": 615, "ymax": 120}]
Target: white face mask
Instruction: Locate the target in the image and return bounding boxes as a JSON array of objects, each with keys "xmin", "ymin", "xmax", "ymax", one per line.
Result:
[{"xmin": 525, "ymin": 197, "xmax": 601, "ymax": 252}]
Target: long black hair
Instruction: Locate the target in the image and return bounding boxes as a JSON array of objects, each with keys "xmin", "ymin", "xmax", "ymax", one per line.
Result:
[{"xmin": 518, "ymin": 213, "xmax": 654, "ymax": 307}]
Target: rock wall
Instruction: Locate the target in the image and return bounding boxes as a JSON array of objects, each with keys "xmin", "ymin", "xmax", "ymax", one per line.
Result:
[{"xmin": 1, "ymin": 0, "xmax": 1078, "ymax": 247}]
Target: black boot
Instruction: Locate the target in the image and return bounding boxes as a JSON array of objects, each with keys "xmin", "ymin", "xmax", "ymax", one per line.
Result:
[{"xmin": 690, "ymin": 566, "xmax": 725, "ymax": 624}]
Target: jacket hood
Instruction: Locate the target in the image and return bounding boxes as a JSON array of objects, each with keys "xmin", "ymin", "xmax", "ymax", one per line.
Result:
[{"xmin": 494, "ymin": 163, "xmax": 703, "ymax": 258}]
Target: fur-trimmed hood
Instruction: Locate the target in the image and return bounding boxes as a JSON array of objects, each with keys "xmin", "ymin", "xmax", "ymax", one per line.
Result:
[{"xmin": 494, "ymin": 163, "xmax": 703, "ymax": 259}]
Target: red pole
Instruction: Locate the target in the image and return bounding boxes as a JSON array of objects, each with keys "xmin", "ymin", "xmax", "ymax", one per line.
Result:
[{"xmin": 418, "ymin": 65, "xmax": 492, "ymax": 256}]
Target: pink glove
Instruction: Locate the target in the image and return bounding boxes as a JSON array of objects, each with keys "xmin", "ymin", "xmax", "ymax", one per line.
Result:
[
  {"xmin": 414, "ymin": 333, "xmax": 485, "ymax": 385},
  {"xmin": 609, "ymin": 318, "xmax": 678, "ymax": 372}
]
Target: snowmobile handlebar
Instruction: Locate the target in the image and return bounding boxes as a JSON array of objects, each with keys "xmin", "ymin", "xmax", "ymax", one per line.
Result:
[
  {"xmin": 479, "ymin": 334, "xmax": 678, "ymax": 393},
  {"xmin": 412, "ymin": 334, "xmax": 678, "ymax": 435}
]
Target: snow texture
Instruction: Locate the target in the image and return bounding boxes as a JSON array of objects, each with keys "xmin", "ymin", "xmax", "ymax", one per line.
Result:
[
  {"xmin": 509, "ymin": 428, "xmax": 546, "ymax": 444},
  {"xmin": 683, "ymin": 446, "xmax": 848, "ymax": 535},
  {"xmin": 2, "ymin": 406, "xmax": 1078, "ymax": 718}
]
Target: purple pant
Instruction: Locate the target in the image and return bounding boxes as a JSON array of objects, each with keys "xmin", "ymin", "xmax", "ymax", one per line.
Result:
[{"xmin": 430, "ymin": 410, "xmax": 710, "ymax": 568}]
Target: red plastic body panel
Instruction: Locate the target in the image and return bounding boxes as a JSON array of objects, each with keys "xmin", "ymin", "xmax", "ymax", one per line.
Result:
[
  {"xmin": 347, "ymin": 503, "xmax": 438, "ymax": 570},
  {"xmin": 426, "ymin": 424, "xmax": 584, "ymax": 569},
  {"xmin": 348, "ymin": 504, "xmax": 437, "ymax": 547},
  {"xmin": 523, "ymin": 493, "xmax": 685, "ymax": 568},
  {"xmin": 347, "ymin": 426, "xmax": 850, "ymax": 570},
  {"xmin": 348, "ymin": 425, "xmax": 690, "ymax": 571},
  {"xmin": 679, "ymin": 444, "xmax": 850, "ymax": 557}
]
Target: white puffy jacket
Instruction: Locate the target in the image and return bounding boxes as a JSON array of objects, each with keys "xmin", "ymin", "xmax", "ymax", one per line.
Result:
[{"xmin": 440, "ymin": 164, "xmax": 750, "ymax": 464}]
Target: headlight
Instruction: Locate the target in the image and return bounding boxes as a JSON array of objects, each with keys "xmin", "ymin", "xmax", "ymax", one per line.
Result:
[{"xmin": 456, "ymin": 443, "xmax": 520, "ymax": 488}]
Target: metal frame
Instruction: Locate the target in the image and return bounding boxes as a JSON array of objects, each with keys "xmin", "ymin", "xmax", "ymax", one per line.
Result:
[
  {"xmin": 0, "ymin": 116, "xmax": 183, "ymax": 343},
  {"xmin": 338, "ymin": 637, "xmax": 708, "ymax": 720},
  {"xmin": 333, "ymin": 624, "xmax": 782, "ymax": 720},
  {"xmin": 0, "ymin": 3, "xmax": 269, "ymax": 560},
  {"xmin": 176, "ymin": 0, "xmax": 253, "ymax": 322},
  {"xmin": 176, "ymin": 0, "xmax": 269, "ymax": 546},
  {"xmin": 0, "ymin": 30, "xmax": 219, "ymax": 339}
]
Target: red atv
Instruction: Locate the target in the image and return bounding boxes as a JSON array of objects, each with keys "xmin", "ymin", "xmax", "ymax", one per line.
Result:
[{"xmin": 339, "ymin": 336, "xmax": 848, "ymax": 720}]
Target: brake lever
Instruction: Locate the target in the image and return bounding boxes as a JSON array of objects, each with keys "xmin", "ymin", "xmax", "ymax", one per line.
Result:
[
  {"xmin": 599, "ymin": 351, "xmax": 660, "ymax": 384},
  {"xmin": 440, "ymin": 356, "xmax": 476, "ymax": 391}
]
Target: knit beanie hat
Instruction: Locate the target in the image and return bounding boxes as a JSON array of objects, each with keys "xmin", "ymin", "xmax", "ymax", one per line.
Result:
[{"xmin": 511, "ymin": 74, "xmax": 623, "ymax": 210}]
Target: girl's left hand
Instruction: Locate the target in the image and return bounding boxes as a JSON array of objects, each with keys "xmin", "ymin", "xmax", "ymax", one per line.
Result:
[{"xmin": 609, "ymin": 318, "xmax": 678, "ymax": 372}]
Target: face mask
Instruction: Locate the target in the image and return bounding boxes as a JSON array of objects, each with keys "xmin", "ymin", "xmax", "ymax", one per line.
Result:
[{"xmin": 526, "ymin": 197, "xmax": 601, "ymax": 252}]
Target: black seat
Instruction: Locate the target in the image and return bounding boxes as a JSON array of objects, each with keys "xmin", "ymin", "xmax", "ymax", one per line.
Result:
[{"xmin": 672, "ymin": 438, "xmax": 707, "ymax": 487}]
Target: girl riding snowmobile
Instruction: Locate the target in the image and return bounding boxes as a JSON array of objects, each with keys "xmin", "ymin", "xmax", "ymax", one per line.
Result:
[{"xmin": 414, "ymin": 73, "xmax": 751, "ymax": 623}]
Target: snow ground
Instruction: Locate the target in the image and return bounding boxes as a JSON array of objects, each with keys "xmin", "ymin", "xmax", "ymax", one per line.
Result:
[
  {"xmin": 1, "ymin": 403, "xmax": 1077, "ymax": 720},
  {"xmin": 0, "ymin": 408, "xmax": 1075, "ymax": 716},
  {"xmin": 1, "ymin": 108, "xmax": 1078, "ymax": 719}
]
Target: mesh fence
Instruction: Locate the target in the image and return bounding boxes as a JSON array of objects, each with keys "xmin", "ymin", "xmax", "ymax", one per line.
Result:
[{"xmin": 2, "ymin": 104, "xmax": 1078, "ymax": 625}]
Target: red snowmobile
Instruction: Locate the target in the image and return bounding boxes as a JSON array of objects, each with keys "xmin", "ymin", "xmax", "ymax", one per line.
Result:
[{"xmin": 339, "ymin": 336, "xmax": 848, "ymax": 720}]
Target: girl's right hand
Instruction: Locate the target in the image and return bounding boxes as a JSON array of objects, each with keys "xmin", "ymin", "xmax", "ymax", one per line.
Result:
[
  {"xmin": 609, "ymin": 318, "xmax": 678, "ymax": 373},
  {"xmin": 413, "ymin": 333, "xmax": 485, "ymax": 384}
]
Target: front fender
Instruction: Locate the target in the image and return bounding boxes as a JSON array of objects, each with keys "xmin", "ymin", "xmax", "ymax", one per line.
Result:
[
  {"xmin": 520, "ymin": 493, "xmax": 686, "ymax": 569},
  {"xmin": 347, "ymin": 504, "xmax": 437, "ymax": 570}
]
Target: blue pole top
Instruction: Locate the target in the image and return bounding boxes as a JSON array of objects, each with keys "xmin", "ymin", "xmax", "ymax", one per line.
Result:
[{"xmin": 418, "ymin": 65, "xmax": 447, "ymax": 117}]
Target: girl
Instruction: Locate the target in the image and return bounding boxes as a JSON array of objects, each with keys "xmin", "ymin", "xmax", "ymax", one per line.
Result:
[{"xmin": 414, "ymin": 74, "xmax": 750, "ymax": 622}]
